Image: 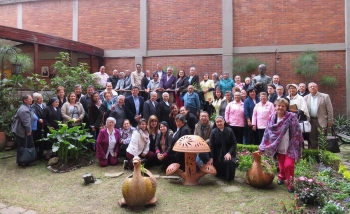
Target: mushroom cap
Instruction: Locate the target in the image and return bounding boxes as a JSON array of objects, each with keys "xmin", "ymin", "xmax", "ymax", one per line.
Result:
[
  {"xmin": 200, "ymin": 164, "xmax": 217, "ymax": 175},
  {"xmin": 173, "ymin": 135, "xmax": 210, "ymax": 153},
  {"xmin": 166, "ymin": 163, "xmax": 180, "ymax": 176}
]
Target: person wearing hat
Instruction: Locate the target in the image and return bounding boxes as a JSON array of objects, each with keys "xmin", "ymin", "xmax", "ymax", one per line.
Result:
[
  {"xmin": 155, "ymin": 121, "xmax": 174, "ymax": 168},
  {"xmin": 244, "ymin": 86, "xmax": 260, "ymax": 145},
  {"xmin": 286, "ymin": 83, "xmax": 310, "ymax": 121},
  {"xmin": 42, "ymin": 97, "xmax": 62, "ymax": 159}
]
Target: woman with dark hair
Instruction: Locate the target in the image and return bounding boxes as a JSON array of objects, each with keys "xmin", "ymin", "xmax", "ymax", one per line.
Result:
[
  {"xmin": 56, "ymin": 86, "xmax": 66, "ymax": 109},
  {"xmin": 124, "ymin": 118, "xmax": 155, "ymax": 169},
  {"xmin": 200, "ymin": 72, "xmax": 215, "ymax": 116},
  {"xmin": 61, "ymin": 92, "xmax": 84, "ymax": 127},
  {"xmin": 259, "ymin": 98, "xmax": 303, "ymax": 193},
  {"xmin": 147, "ymin": 115, "xmax": 159, "ymax": 153},
  {"xmin": 175, "ymin": 70, "xmax": 189, "ymax": 107},
  {"xmin": 31, "ymin": 92, "xmax": 46, "ymax": 159},
  {"xmin": 179, "ymin": 106, "xmax": 198, "ymax": 134},
  {"xmin": 207, "ymin": 116, "xmax": 237, "ymax": 181},
  {"xmin": 169, "ymin": 103, "xmax": 179, "ymax": 132},
  {"xmin": 244, "ymin": 87, "xmax": 260, "ymax": 145},
  {"xmin": 156, "ymin": 92, "xmax": 171, "ymax": 125},
  {"xmin": 155, "ymin": 121, "xmax": 173, "ymax": 168},
  {"xmin": 88, "ymin": 91, "xmax": 102, "ymax": 139},
  {"xmin": 96, "ymin": 117, "xmax": 120, "ymax": 167},
  {"xmin": 11, "ymin": 94, "xmax": 35, "ymax": 166},
  {"xmin": 211, "ymin": 88, "xmax": 224, "ymax": 116},
  {"xmin": 218, "ymin": 72, "xmax": 235, "ymax": 93},
  {"xmin": 42, "ymin": 97, "xmax": 62, "ymax": 159},
  {"xmin": 171, "ymin": 114, "xmax": 191, "ymax": 169},
  {"xmin": 219, "ymin": 91, "xmax": 231, "ymax": 117}
]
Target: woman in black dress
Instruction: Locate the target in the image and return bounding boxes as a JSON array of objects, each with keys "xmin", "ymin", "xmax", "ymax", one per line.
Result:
[
  {"xmin": 207, "ymin": 116, "xmax": 237, "ymax": 181},
  {"xmin": 43, "ymin": 97, "xmax": 62, "ymax": 159},
  {"xmin": 88, "ymin": 92, "xmax": 102, "ymax": 140},
  {"xmin": 31, "ymin": 93, "xmax": 47, "ymax": 159}
]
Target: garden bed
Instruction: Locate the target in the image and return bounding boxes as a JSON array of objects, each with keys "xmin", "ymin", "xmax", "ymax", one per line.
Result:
[{"xmin": 47, "ymin": 156, "xmax": 93, "ymax": 173}]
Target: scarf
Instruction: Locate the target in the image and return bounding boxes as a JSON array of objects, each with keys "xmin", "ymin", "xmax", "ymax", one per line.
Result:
[
  {"xmin": 139, "ymin": 128, "xmax": 149, "ymax": 142},
  {"xmin": 259, "ymin": 111, "xmax": 303, "ymax": 159}
]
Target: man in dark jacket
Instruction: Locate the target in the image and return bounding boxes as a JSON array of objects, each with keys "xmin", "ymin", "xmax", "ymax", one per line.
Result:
[
  {"xmin": 107, "ymin": 69, "xmax": 119, "ymax": 89},
  {"xmin": 125, "ymin": 86, "xmax": 144, "ymax": 127},
  {"xmin": 179, "ymin": 106, "xmax": 198, "ymax": 134}
]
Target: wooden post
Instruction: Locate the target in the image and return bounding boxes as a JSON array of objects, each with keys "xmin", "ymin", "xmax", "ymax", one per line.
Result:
[
  {"xmin": 90, "ymin": 55, "xmax": 93, "ymax": 73},
  {"xmin": 34, "ymin": 43, "xmax": 38, "ymax": 75}
]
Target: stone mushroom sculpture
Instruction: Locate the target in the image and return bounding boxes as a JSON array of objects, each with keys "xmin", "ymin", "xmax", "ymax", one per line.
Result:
[{"xmin": 166, "ymin": 135, "xmax": 216, "ymax": 185}]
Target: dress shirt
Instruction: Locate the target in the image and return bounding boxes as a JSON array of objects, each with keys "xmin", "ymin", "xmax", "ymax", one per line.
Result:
[
  {"xmin": 106, "ymin": 129, "xmax": 117, "ymax": 158},
  {"xmin": 147, "ymin": 79, "xmax": 160, "ymax": 90},
  {"xmin": 225, "ymin": 100, "xmax": 245, "ymax": 127},
  {"xmin": 133, "ymin": 95, "xmax": 140, "ymax": 115},
  {"xmin": 252, "ymin": 101, "xmax": 275, "ymax": 129},
  {"xmin": 94, "ymin": 72, "xmax": 109, "ymax": 88},
  {"xmin": 310, "ymin": 94, "xmax": 318, "ymax": 118},
  {"xmin": 131, "ymin": 71, "xmax": 144, "ymax": 88}
]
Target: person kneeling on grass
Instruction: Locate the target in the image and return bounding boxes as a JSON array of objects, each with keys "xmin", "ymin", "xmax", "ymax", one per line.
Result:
[
  {"xmin": 124, "ymin": 118, "xmax": 155, "ymax": 170},
  {"xmin": 96, "ymin": 117, "xmax": 120, "ymax": 167},
  {"xmin": 259, "ymin": 98, "xmax": 303, "ymax": 193},
  {"xmin": 155, "ymin": 121, "xmax": 173, "ymax": 169}
]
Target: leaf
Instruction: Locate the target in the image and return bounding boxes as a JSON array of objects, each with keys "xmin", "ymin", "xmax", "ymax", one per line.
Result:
[{"xmin": 52, "ymin": 143, "xmax": 60, "ymax": 152}]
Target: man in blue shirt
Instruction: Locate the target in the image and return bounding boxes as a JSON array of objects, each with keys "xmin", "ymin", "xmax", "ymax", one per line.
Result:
[{"xmin": 182, "ymin": 85, "xmax": 200, "ymax": 117}]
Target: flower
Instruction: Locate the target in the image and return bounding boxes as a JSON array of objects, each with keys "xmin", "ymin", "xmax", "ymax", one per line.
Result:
[{"xmin": 299, "ymin": 176, "xmax": 306, "ymax": 181}]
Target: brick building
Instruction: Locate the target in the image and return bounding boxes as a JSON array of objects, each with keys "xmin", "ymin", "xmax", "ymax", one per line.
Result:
[{"xmin": 0, "ymin": 0, "xmax": 348, "ymax": 115}]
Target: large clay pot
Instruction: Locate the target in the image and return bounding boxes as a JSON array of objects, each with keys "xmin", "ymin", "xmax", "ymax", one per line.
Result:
[
  {"xmin": 246, "ymin": 151, "xmax": 274, "ymax": 188},
  {"xmin": 0, "ymin": 132, "xmax": 6, "ymax": 152}
]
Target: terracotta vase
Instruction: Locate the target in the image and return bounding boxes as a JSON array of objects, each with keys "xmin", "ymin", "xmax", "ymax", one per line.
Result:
[
  {"xmin": 0, "ymin": 132, "xmax": 6, "ymax": 152},
  {"xmin": 246, "ymin": 151, "xmax": 274, "ymax": 188}
]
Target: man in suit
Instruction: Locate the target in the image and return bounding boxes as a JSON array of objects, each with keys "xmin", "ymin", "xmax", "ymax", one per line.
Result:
[
  {"xmin": 267, "ymin": 84, "xmax": 277, "ymax": 103},
  {"xmin": 143, "ymin": 92, "xmax": 158, "ymax": 122},
  {"xmin": 159, "ymin": 66, "xmax": 177, "ymax": 104},
  {"xmin": 304, "ymin": 82, "xmax": 333, "ymax": 149},
  {"xmin": 141, "ymin": 70, "xmax": 151, "ymax": 100},
  {"xmin": 125, "ymin": 86, "xmax": 145, "ymax": 127}
]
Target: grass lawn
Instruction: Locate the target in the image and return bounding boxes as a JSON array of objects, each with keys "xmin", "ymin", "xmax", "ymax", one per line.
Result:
[{"xmin": 0, "ymin": 150, "xmax": 294, "ymax": 214}]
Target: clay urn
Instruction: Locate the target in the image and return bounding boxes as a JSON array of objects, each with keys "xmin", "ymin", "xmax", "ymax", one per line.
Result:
[
  {"xmin": 119, "ymin": 156, "xmax": 157, "ymax": 207},
  {"xmin": 246, "ymin": 151, "xmax": 274, "ymax": 188},
  {"xmin": 166, "ymin": 135, "xmax": 217, "ymax": 185}
]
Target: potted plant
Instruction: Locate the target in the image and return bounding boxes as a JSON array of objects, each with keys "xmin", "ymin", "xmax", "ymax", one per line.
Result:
[{"xmin": 40, "ymin": 122, "xmax": 95, "ymax": 171}]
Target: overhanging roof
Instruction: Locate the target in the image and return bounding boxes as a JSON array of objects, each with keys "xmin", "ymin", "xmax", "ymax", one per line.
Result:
[{"xmin": 0, "ymin": 25, "xmax": 104, "ymax": 57}]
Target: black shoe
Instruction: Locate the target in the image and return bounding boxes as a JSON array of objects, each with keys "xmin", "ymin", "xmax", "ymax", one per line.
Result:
[
  {"xmin": 277, "ymin": 180, "xmax": 285, "ymax": 185},
  {"xmin": 123, "ymin": 160, "xmax": 129, "ymax": 170},
  {"xmin": 288, "ymin": 188, "xmax": 294, "ymax": 193}
]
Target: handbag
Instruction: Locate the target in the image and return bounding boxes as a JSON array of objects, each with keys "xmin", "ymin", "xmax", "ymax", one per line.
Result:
[
  {"xmin": 327, "ymin": 127, "xmax": 340, "ymax": 153},
  {"xmin": 67, "ymin": 106, "xmax": 77, "ymax": 128},
  {"xmin": 99, "ymin": 113, "xmax": 106, "ymax": 130},
  {"xmin": 299, "ymin": 121, "xmax": 311, "ymax": 133},
  {"xmin": 18, "ymin": 136, "xmax": 37, "ymax": 164}
]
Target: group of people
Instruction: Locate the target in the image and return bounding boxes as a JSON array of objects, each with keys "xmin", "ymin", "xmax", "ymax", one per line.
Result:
[{"xmin": 11, "ymin": 63, "xmax": 334, "ymax": 189}]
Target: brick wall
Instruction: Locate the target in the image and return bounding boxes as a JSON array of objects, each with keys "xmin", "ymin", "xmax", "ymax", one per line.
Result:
[
  {"xmin": 22, "ymin": 1, "xmax": 73, "ymax": 40},
  {"xmin": 148, "ymin": 0, "xmax": 222, "ymax": 50},
  {"xmin": 103, "ymin": 58, "xmax": 135, "ymax": 76},
  {"xmin": 233, "ymin": 0, "xmax": 345, "ymax": 47},
  {"xmin": 78, "ymin": 0, "xmax": 140, "ymax": 50},
  {"xmin": 0, "ymin": 4, "xmax": 17, "ymax": 27}
]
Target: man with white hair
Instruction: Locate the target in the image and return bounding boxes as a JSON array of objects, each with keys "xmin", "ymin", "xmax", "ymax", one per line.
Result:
[
  {"xmin": 153, "ymin": 63, "xmax": 165, "ymax": 78},
  {"xmin": 143, "ymin": 92, "xmax": 158, "ymax": 122},
  {"xmin": 94, "ymin": 66, "xmax": 109, "ymax": 89},
  {"xmin": 159, "ymin": 66, "xmax": 177, "ymax": 104},
  {"xmin": 107, "ymin": 69, "xmax": 119, "ymax": 89},
  {"xmin": 182, "ymin": 85, "xmax": 200, "ymax": 117}
]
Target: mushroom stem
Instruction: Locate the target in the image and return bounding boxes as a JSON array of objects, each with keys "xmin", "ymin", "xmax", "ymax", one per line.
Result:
[
  {"xmin": 183, "ymin": 152, "xmax": 199, "ymax": 185},
  {"xmin": 173, "ymin": 169, "xmax": 185, "ymax": 179}
]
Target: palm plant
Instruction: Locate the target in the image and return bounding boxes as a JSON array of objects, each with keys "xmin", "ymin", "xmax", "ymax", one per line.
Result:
[{"xmin": 293, "ymin": 51, "xmax": 319, "ymax": 82}]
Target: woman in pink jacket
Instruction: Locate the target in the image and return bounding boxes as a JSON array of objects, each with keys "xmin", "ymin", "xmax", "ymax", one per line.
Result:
[
  {"xmin": 225, "ymin": 92, "xmax": 245, "ymax": 143},
  {"xmin": 96, "ymin": 117, "xmax": 121, "ymax": 167},
  {"xmin": 252, "ymin": 92, "xmax": 275, "ymax": 144}
]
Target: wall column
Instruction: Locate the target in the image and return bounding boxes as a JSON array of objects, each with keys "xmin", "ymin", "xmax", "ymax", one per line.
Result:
[
  {"xmin": 72, "ymin": 0, "xmax": 78, "ymax": 41},
  {"xmin": 346, "ymin": 0, "xmax": 350, "ymax": 116},
  {"xmin": 136, "ymin": 0, "xmax": 147, "ymax": 67},
  {"xmin": 222, "ymin": 0, "xmax": 233, "ymax": 77},
  {"xmin": 17, "ymin": 3, "xmax": 22, "ymax": 29}
]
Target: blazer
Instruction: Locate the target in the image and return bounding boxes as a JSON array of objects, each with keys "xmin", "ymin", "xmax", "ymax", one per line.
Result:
[
  {"xmin": 156, "ymin": 101, "xmax": 170, "ymax": 124},
  {"xmin": 304, "ymin": 92, "xmax": 333, "ymax": 127},
  {"xmin": 193, "ymin": 121, "xmax": 214, "ymax": 143},
  {"xmin": 125, "ymin": 95, "xmax": 145, "ymax": 127},
  {"xmin": 175, "ymin": 76, "xmax": 189, "ymax": 94},
  {"xmin": 43, "ymin": 106, "xmax": 62, "ymax": 130},
  {"xmin": 11, "ymin": 104, "xmax": 34, "ymax": 138},
  {"xmin": 185, "ymin": 112, "xmax": 199, "ymax": 134},
  {"xmin": 88, "ymin": 104, "xmax": 102, "ymax": 128},
  {"xmin": 155, "ymin": 130, "xmax": 174, "ymax": 157},
  {"xmin": 31, "ymin": 102, "xmax": 47, "ymax": 131},
  {"xmin": 96, "ymin": 128, "xmax": 120, "ymax": 159},
  {"xmin": 188, "ymin": 75, "xmax": 199, "ymax": 86},
  {"xmin": 159, "ymin": 74, "xmax": 176, "ymax": 89},
  {"xmin": 143, "ymin": 100, "xmax": 158, "ymax": 122},
  {"xmin": 141, "ymin": 76, "xmax": 150, "ymax": 90},
  {"xmin": 244, "ymin": 97, "xmax": 260, "ymax": 120},
  {"xmin": 268, "ymin": 93, "xmax": 278, "ymax": 103}
]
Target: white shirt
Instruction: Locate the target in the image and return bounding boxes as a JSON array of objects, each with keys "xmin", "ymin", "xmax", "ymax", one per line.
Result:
[
  {"xmin": 106, "ymin": 129, "xmax": 117, "ymax": 158},
  {"xmin": 277, "ymin": 118, "xmax": 289, "ymax": 154},
  {"xmin": 287, "ymin": 94, "xmax": 310, "ymax": 120},
  {"xmin": 310, "ymin": 94, "xmax": 318, "ymax": 118},
  {"xmin": 94, "ymin": 72, "xmax": 109, "ymax": 88}
]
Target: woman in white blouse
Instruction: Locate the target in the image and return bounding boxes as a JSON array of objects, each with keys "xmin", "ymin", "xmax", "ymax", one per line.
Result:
[
  {"xmin": 124, "ymin": 118, "xmax": 155, "ymax": 169},
  {"xmin": 96, "ymin": 117, "xmax": 121, "ymax": 167}
]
